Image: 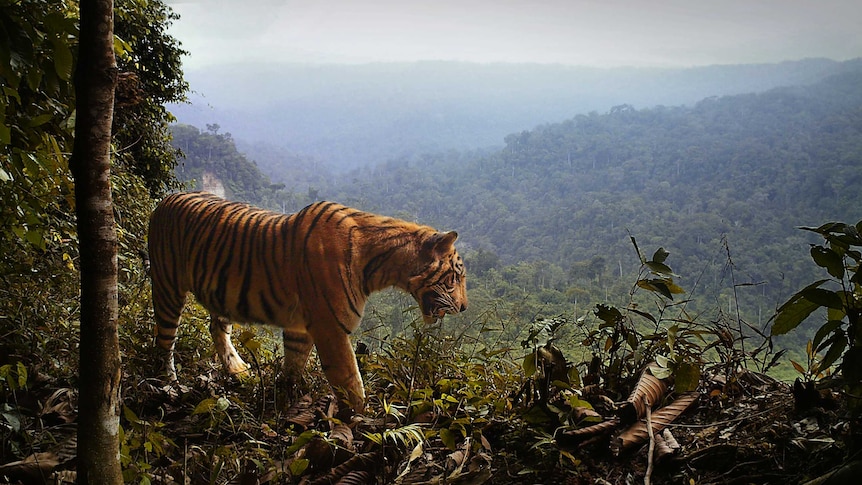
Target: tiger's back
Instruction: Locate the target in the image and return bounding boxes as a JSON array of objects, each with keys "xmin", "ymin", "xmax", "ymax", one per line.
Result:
[
  {"xmin": 148, "ymin": 192, "xmax": 467, "ymax": 411},
  {"xmin": 149, "ymin": 192, "xmax": 301, "ymax": 330}
]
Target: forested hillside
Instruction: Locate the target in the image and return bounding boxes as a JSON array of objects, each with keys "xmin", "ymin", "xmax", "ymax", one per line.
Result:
[
  {"xmin": 326, "ymin": 71, "xmax": 862, "ymax": 331},
  {"xmin": 171, "ymin": 69, "xmax": 862, "ymax": 356}
]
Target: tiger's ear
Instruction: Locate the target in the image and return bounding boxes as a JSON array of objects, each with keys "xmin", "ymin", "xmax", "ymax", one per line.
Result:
[{"xmin": 426, "ymin": 231, "xmax": 458, "ymax": 255}]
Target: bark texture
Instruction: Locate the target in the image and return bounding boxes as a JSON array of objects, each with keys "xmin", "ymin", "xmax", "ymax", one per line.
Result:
[{"xmin": 70, "ymin": 0, "xmax": 123, "ymax": 482}]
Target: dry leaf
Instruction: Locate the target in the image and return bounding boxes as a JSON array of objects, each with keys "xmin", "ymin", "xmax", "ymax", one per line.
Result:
[
  {"xmin": 617, "ymin": 364, "xmax": 669, "ymax": 425},
  {"xmin": 612, "ymin": 391, "xmax": 699, "ymax": 455},
  {"xmin": 284, "ymin": 394, "xmax": 316, "ymax": 430},
  {"xmin": 306, "ymin": 452, "xmax": 379, "ymax": 485},
  {"xmin": 557, "ymin": 418, "xmax": 620, "ymax": 447},
  {"xmin": 0, "ymin": 451, "xmax": 60, "ymax": 483}
]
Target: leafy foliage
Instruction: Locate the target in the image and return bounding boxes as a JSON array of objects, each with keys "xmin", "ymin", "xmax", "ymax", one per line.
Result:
[{"xmin": 772, "ymin": 221, "xmax": 862, "ymax": 406}]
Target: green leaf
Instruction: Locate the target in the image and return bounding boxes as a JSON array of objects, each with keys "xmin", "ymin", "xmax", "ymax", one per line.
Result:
[
  {"xmin": 674, "ymin": 362, "xmax": 701, "ymax": 392},
  {"xmin": 439, "ymin": 427, "xmax": 456, "ymax": 450},
  {"xmin": 652, "ymin": 247, "xmax": 669, "ymax": 264},
  {"xmin": 522, "ymin": 405, "xmax": 552, "ymax": 425},
  {"xmin": 827, "ymin": 306, "xmax": 847, "ymax": 323},
  {"xmin": 666, "ymin": 281, "xmax": 685, "ymax": 295},
  {"xmin": 813, "ymin": 320, "xmax": 844, "ymax": 352},
  {"xmin": 522, "ymin": 353, "xmax": 537, "ymax": 378},
  {"xmin": 286, "ymin": 430, "xmax": 320, "ymax": 455},
  {"xmin": 567, "ymin": 366, "xmax": 581, "ymax": 387},
  {"xmin": 777, "ymin": 280, "xmax": 828, "ymax": 313},
  {"xmin": 649, "ymin": 365, "xmax": 673, "ymax": 380},
  {"xmin": 215, "ymin": 396, "xmax": 230, "ymax": 412},
  {"xmin": 15, "ymin": 362, "xmax": 26, "ymax": 389},
  {"xmin": 625, "ymin": 331, "xmax": 639, "ymax": 351},
  {"xmin": 0, "ymin": 124, "xmax": 10, "ymax": 147},
  {"xmin": 630, "ymin": 235, "xmax": 645, "ymax": 263},
  {"xmin": 800, "ymin": 287, "xmax": 844, "ymax": 310},
  {"xmin": 123, "ymin": 406, "xmax": 143, "ymax": 425},
  {"xmin": 628, "ymin": 307, "xmax": 657, "ymax": 324},
  {"xmin": 645, "ymin": 261, "xmax": 675, "ymax": 276},
  {"xmin": 113, "ymin": 35, "xmax": 134, "ymax": 61},
  {"xmin": 594, "ymin": 304, "xmax": 623, "ymax": 325},
  {"xmin": 289, "ymin": 458, "xmax": 309, "ymax": 476},
  {"xmin": 811, "ymin": 246, "xmax": 844, "ymax": 279},
  {"xmin": 2, "ymin": 412, "xmax": 21, "ymax": 432},
  {"xmin": 51, "ymin": 37, "xmax": 73, "ymax": 81},
  {"xmin": 819, "ymin": 333, "xmax": 846, "ymax": 372},
  {"xmin": 772, "ymin": 297, "xmax": 820, "ymax": 336},
  {"xmin": 27, "ymin": 114, "xmax": 53, "ymax": 128},
  {"xmin": 192, "ymin": 398, "xmax": 216, "ymax": 415},
  {"xmin": 637, "ymin": 279, "xmax": 673, "ymax": 299}
]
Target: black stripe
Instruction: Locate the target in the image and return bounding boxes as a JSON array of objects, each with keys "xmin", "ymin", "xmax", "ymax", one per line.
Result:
[
  {"xmin": 337, "ymin": 265, "xmax": 363, "ymax": 318},
  {"xmin": 260, "ymin": 216, "xmax": 286, "ymax": 308},
  {"xmin": 211, "ymin": 205, "xmax": 248, "ymax": 308},
  {"xmin": 236, "ymin": 212, "xmax": 266, "ymax": 317},
  {"xmin": 259, "ymin": 291, "xmax": 276, "ymax": 322}
]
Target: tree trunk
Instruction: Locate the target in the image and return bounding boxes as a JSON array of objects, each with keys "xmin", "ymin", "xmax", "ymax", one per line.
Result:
[{"xmin": 70, "ymin": 0, "xmax": 123, "ymax": 482}]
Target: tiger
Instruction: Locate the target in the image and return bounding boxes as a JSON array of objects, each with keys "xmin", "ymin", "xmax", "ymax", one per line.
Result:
[{"xmin": 147, "ymin": 192, "xmax": 467, "ymax": 412}]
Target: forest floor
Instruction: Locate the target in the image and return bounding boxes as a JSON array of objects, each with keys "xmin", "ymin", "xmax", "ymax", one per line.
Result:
[{"xmin": 0, "ymin": 355, "xmax": 857, "ymax": 485}]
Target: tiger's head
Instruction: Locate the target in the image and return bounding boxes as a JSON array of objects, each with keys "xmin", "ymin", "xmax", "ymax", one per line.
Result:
[{"xmin": 409, "ymin": 231, "xmax": 468, "ymax": 324}]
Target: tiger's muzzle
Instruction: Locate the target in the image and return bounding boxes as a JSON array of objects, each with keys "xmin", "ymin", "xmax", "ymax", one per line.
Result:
[{"xmin": 418, "ymin": 285, "xmax": 467, "ymax": 324}]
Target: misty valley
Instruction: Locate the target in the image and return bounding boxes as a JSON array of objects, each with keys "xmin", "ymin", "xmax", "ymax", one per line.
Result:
[{"xmin": 172, "ymin": 63, "xmax": 862, "ymax": 370}]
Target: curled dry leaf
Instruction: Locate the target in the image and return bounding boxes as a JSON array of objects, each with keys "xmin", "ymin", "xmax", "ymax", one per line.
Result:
[
  {"xmin": 556, "ymin": 418, "xmax": 620, "ymax": 447},
  {"xmin": 306, "ymin": 451, "xmax": 379, "ymax": 485},
  {"xmin": 612, "ymin": 391, "xmax": 699, "ymax": 455},
  {"xmin": 572, "ymin": 406, "xmax": 603, "ymax": 423},
  {"xmin": 284, "ymin": 394, "xmax": 317, "ymax": 430},
  {"xmin": 0, "ymin": 452, "xmax": 60, "ymax": 483},
  {"xmin": 329, "ymin": 422, "xmax": 354, "ymax": 449},
  {"xmin": 617, "ymin": 364, "xmax": 669, "ymax": 425},
  {"xmin": 304, "ymin": 423, "xmax": 356, "ymax": 471}
]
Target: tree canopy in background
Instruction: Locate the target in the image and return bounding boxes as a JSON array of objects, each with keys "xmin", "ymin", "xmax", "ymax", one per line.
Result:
[{"xmin": 173, "ymin": 70, "xmax": 862, "ymax": 353}]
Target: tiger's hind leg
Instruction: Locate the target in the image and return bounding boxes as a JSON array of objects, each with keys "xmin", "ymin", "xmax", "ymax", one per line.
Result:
[
  {"xmin": 152, "ymin": 284, "xmax": 187, "ymax": 382},
  {"xmin": 210, "ymin": 314, "xmax": 250, "ymax": 376},
  {"xmin": 278, "ymin": 329, "xmax": 314, "ymax": 404}
]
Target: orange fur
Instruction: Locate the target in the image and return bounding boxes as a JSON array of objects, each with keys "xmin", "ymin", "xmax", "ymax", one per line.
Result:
[{"xmin": 148, "ymin": 192, "xmax": 467, "ymax": 410}]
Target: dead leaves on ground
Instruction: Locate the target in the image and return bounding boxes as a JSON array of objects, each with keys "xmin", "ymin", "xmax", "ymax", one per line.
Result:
[{"xmin": 558, "ymin": 363, "xmax": 698, "ymax": 462}]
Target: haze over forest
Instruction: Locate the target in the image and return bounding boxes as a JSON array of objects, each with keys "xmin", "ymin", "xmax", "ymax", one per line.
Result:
[
  {"xmin": 171, "ymin": 57, "xmax": 862, "ymax": 352},
  {"xmin": 171, "ymin": 58, "xmax": 861, "ymax": 169}
]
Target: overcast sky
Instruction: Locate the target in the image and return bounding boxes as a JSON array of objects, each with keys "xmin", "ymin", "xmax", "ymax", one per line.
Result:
[{"xmin": 164, "ymin": 0, "xmax": 861, "ymax": 70}]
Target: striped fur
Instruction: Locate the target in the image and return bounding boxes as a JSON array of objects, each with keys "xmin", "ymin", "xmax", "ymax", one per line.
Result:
[{"xmin": 148, "ymin": 192, "xmax": 467, "ymax": 410}]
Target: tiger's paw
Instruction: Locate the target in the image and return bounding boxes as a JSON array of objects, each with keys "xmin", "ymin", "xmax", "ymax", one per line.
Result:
[
  {"xmin": 275, "ymin": 373, "xmax": 310, "ymax": 410},
  {"xmin": 227, "ymin": 361, "xmax": 256, "ymax": 385}
]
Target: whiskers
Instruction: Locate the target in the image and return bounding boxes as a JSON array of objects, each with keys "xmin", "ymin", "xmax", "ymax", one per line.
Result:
[{"xmin": 430, "ymin": 284, "xmax": 459, "ymax": 315}]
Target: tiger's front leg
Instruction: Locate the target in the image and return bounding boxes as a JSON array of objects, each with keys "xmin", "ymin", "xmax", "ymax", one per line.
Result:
[
  {"xmin": 210, "ymin": 314, "xmax": 250, "ymax": 375},
  {"xmin": 313, "ymin": 332, "xmax": 365, "ymax": 413}
]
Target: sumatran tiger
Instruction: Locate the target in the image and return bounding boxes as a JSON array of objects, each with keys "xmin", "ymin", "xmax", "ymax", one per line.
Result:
[{"xmin": 147, "ymin": 192, "xmax": 467, "ymax": 412}]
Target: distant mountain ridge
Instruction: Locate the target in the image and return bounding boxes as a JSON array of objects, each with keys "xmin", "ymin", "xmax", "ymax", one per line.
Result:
[{"xmin": 170, "ymin": 58, "xmax": 862, "ymax": 170}]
